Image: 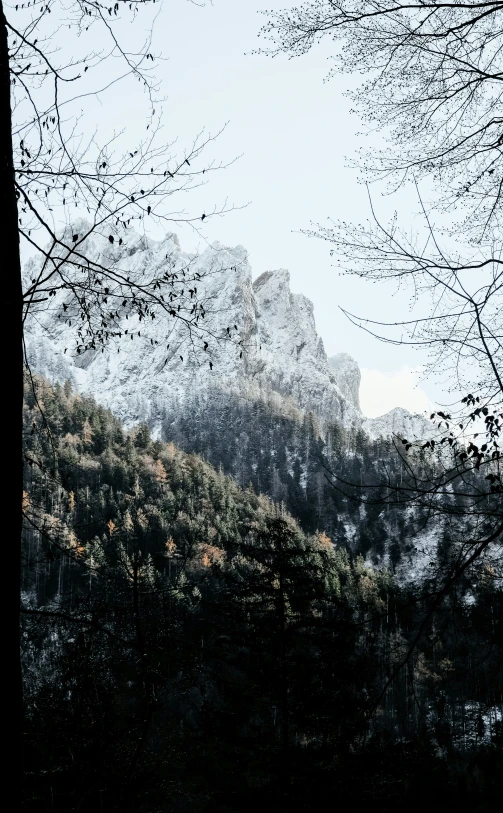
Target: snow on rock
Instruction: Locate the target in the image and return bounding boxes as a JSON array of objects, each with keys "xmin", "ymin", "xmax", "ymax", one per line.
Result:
[
  {"xmin": 24, "ymin": 224, "xmax": 428, "ymax": 439},
  {"xmin": 25, "ymin": 226, "xmax": 361, "ymax": 431},
  {"xmin": 328, "ymin": 353, "xmax": 361, "ymax": 411},
  {"xmin": 362, "ymin": 406, "xmax": 431, "ymax": 441},
  {"xmin": 394, "ymin": 526, "xmax": 441, "ymax": 585},
  {"xmin": 250, "ymin": 270, "xmax": 361, "ymax": 427}
]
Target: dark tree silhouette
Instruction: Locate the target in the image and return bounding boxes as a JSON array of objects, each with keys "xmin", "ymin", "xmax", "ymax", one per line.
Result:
[{"xmin": 260, "ymin": 0, "xmax": 503, "ymax": 238}]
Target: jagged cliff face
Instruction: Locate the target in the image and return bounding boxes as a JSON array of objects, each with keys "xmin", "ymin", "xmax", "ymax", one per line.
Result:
[
  {"xmin": 25, "ymin": 225, "xmax": 429, "ymax": 440},
  {"xmin": 249, "ymin": 270, "xmax": 362, "ymax": 427},
  {"xmin": 25, "ymin": 226, "xmax": 364, "ymax": 432},
  {"xmin": 327, "ymin": 353, "xmax": 361, "ymax": 412}
]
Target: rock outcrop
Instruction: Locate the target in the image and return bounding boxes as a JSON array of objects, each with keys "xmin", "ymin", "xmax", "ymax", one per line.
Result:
[{"xmin": 25, "ymin": 224, "xmax": 428, "ymax": 439}]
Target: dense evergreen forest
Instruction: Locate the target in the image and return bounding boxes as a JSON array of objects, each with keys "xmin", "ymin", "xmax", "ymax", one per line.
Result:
[
  {"xmin": 162, "ymin": 391, "xmax": 459, "ymax": 569},
  {"xmin": 22, "ymin": 377, "xmax": 503, "ymax": 812}
]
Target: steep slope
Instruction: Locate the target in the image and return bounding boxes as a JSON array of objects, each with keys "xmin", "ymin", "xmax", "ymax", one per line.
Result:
[
  {"xmin": 25, "ymin": 223, "xmax": 364, "ymax": 432},
  {"xmin": 328, "ymin": 353, "xmax": 361, "ymax": 411},
  {"xmin": 22, "ymin": 391, "xmax": 503, "ymax": 813},
  {"xmin": 21, "ymin": 378, "xmax": 399, "ymax": 813}
]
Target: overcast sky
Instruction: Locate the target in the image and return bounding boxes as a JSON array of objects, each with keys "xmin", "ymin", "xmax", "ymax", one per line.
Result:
[{"xmin": 50, "ymin": 0, "xmax": 443, "ymax": 418}]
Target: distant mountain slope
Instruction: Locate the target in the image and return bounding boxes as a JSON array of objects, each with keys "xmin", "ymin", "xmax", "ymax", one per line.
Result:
[{"xmin": 362, "ymin": 407, "xmax": 432, "ymax": 440}]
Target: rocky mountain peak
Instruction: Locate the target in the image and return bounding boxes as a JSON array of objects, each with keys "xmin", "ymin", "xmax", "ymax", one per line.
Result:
[
  {"xmin": 25, "ymin": 225, "xmax": 429, "ymax": 439},
  {"xmin": 362, "ymin": 407, "xmax": 431, "ymax": 441},
  {"xmin": 328, "ymin": 354, "xmax": 361, "ymax": 411}
]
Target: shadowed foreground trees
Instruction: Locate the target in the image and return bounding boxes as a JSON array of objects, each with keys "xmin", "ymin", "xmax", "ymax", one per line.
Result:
[
  {"xmin": 21, "ymin": 378, "xmax": 384, "ymax": 810},
  {"xmin": 21, "ymin": 379, "xmax": 503, "ymax": 811}
]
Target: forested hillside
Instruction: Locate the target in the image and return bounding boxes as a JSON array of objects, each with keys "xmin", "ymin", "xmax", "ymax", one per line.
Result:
[
  {"xmin": 22, "ymin": 378, "xmax": 503, "ymax": 812},
  {"xmin": 162, "ymin": 389, "xmax": 448, "ymax": 573}
]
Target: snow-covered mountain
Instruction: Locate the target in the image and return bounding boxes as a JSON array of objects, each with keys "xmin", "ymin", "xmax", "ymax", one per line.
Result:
[
  {"xmin": 362, "ymin": 407, "xmax": 432, "ymax": 441},
  {"xmin": 25, "ymin": 224, "xmax": 429, "ymax": 440}
]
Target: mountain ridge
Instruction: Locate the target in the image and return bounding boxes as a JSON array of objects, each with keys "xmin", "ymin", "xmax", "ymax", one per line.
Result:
[{"xmin": 25, "ymin": 223, "xmax": 429, "ymax": 440}]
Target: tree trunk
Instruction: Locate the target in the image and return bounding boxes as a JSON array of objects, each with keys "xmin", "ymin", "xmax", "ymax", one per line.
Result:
[
  {"xmin": 0, "ymin": 0, "xmax": 23, "ymax": 781},
  {"xmin": 277, "ymin": 561, "xmax": 290, "ymax": 796}
]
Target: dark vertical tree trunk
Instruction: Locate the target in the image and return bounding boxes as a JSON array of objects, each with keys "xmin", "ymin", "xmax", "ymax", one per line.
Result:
[
  {"xmin": 277, "ymin": 551, "xmax": 290, "ymax": 797},
  {"xmin": 0, "ymin": 0, "xmax": 23, "ymax": 779},
  {"xmin": 126, "ymin": 545, "xmax": 154, "ymax": 787}
]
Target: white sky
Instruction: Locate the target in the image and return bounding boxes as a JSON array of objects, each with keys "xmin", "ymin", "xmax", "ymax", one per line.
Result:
[
  {"xmin": 35, "ymin": 0, "xmax": 442, "ymax": 417},
  {"xmin": 360, "ymin": 368, "xmax": 433, "ymax": 419}
]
